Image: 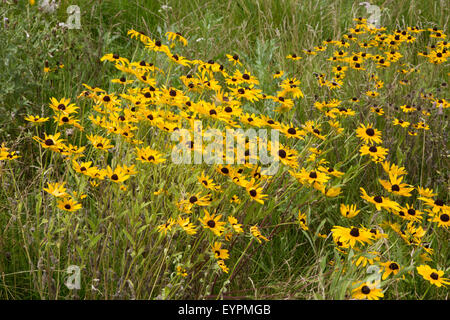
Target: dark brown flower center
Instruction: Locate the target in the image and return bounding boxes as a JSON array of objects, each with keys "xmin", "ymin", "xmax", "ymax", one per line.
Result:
[
  {"xmin": 430, "ymin": 272, "xmax": 439, "ymax": 280},
  {"xmin": 389, "ymin": 263, "xmax": 399, "ymax": 270},
  {"xmin": 309, "ymin": 172, "xmax": 318, "ymax": 179},
  {"xmin": 361, "ymin": 286, "xmax": 371, "ymax": 294},
  {"xmin": 366, "ymin": 128, "xmax": 375, "ymax": 136},
  {"xmin": 350, "ymin": 227, "xmax": 360, "ymax": 237}
]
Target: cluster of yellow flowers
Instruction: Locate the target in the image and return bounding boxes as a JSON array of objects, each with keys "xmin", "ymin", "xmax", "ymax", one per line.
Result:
[{"xmin": 8, "ymin": 16, "xmax": 447, "ymax": 297}]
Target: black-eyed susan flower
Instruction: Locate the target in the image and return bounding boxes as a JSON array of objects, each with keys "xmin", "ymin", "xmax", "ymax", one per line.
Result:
[
  {"xmin": 392, "ymin": 118, "xmax": 410, "ymax": 128},
  {"xmin": 380, "ymin": 261, "xmax": 401, "ymax": 280},
  {"xmin": 43, "ymin": 182, "xmax": 68, "ymax": 198},
  {"xmin": 100, "ymin": 53, "xmax": 130, "ymax": 65},
  {"xmin": 381, "ymin": 161, "xmax": 408, "ymax": 176},
  {"xmin": 198, "ymin": 171, "xmax": 221, "ymax": 191},
  {"xmin": 370, "ymin": 106, "xmax": 384, "ymax": 115},
  {"xmin": 177, "ymin": 216, "xmax": 197, "ymax": 235},
  {"xmin": 379, "ymin": 173, "xmax": 413, "ymax": 197},
  {"xmin": 71, "ymin": 160, "xmax": 93, "ymax": 175},
  {"xmin": 352, "ymin": 282, "xmax": 384, "ymax": 300},
  {"xmin": 400, "ymin": 104, "xmax": 416, "ymax": 113},
  {"xmin": 352, "ymin": 252, "xmax": 379, "ymax": 268},
  {"xmin": 185, "ymin": 192, "xmax": 212, "ymax": 208},
  {"xmin": 340, "ymin": 204, "xmax": 360, "ymax": 218},
  {"xmin": 53, "ymin": 114, "xmax": 83, "ymax": 129},
  {"xmin": 360, "ymin": 187, "xmax": 400, "ymax": 212},
  {"xmin": 417, "ymin": 187, "xmax": 437, "ymax": 198},
  {"xmin": 49, "ymin": 97, "xmax": 79, "ymax": 115},
  {"xmin": 199, "ymin": 209, "xmax": 225, "ymax": 236},
  {"xmin": 0, "ymin": 145, "xmax": 20, "ymax": 161},
  {"xmin": 286, "ymin": 53, "xmax": 302, "ymax": 60},
  {"xmin": 25, "ymin": 115, "xmax": 49, "ymax": 123},
  {"xmin": 105, "ymin": 165, "xmax": 130, "ymax": 184},
  {"xmin": 165, "ymin": 31, "xmax": 188, "ymax": 46},
  {"xmin": 217, "ymin": 259, "xmax": 229, "ymax": 273},
  {"xmin": 245, "ymin": 179, "xmax": 267, "ymax": 204},
  {"xmin": 135, "ymin": 146, "xmax": 166, "ymax": 164},
  {"xmin": 331, "ymin": 225, "xmax": 373, "ymax": 248},
  {"xmin": 250, "ymin": 225, "xmax": 269, "ymax": 243},
  {"xmin": 157, "ymin": 218, "xmax": 176, "ymax": 235},
  {"xmin": 359, "ymin": 144, "xmax": 388, "ymax": 162},
  {"xmin": 230, "ymin": 195, "xmax": 241, "ymax": 204},
  {"xmin": 297, "ymin": 210, "xmax": 308, "ymax": 231},
  {"xmin": 273, "ymin": 70, "xmax": 284, "ymax": 79},
  {"xmin": 428, "ymin": 211, "xmax": 450, "ymax": 228},
  {"xmin": 226, "ymin": 53, "xmax": 242, "ymax": 66},
  {"xmin": 356, "ymin": 124, "xmax": 382, "ymax": 144},
  {"xmin": 87, "ymin": 134, "xmax": 114, "ymax": 152},
  {"xmin": 368, "ymin": 227, "xmax": 388, "ymax": 241},
  {"xmin": 418, "ymin": 197, "xmax": 447, "ymax": 214},
  {"xmin": 303, "ymin": 120, "xmax": 326, "ymax": 140},
  {"xmin": 416, "ymin": 265, "xmax": 450, "ymax": 287},
  {"xmin": 293, "ymin": 167, "xmax": 330, "ymax": 186},
  {"xmin": 33, "ymin": 132, "xmax": 64, "ymax": 150},
  {"xmin": 211, "ymin": 242, "xmax": 229, "ymax": 260},
  {"xmin": 57, "ymin": 197, "xmax": 82, "ymax": 212},
  {"xmin": 176, "ymin": 265, "xmax": 188, "ymax": 277},
  {"xmin": 111, "ymin": 76, "xmax": 134, "ymax": 85},
  {"xmin": 228, "ymin": 216, "xmax": 243, "ymax": 233}
]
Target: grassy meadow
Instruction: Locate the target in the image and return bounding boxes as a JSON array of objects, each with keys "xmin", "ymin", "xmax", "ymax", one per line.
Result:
[{"xmin": 0, "ymin": 0, "xmax": 449, "ymax": 300}]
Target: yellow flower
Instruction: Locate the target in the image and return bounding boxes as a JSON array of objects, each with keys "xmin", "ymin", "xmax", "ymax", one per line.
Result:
[
  {"xmin": 297, "ymin": 211, "xmax": 308, "ymax": 231},
  {"xmin": 199, "ymin": 210, "xmax": 225, "ymax": 236},
  {"xmin": 250, "ymin": 225, "xmax": 269, "ymax": 243},
  {"xmin": 331, "ymin": 225, "xmax": 373, "ymax": 248},
  {"xmin": 25, "ymin": 115, "xmax": 49, "ymax": 123},
  {"xmin": 416, "ymin": 265, "xmax": 450, "ymax": 287},
  {"xmin": 43, "ymin": 182, "xmax": 68, "ymax": 198},
  {"xmin": 57, "ymin": 197, "xmax": 82, "ymax": 212},
  {"xmin": 340, "ymin": 204, "xmax": 360, "ymax": 218},
  {"xmin": 352, "ymin": 282, "xmax": 384, "ymax": 300},
  {"xmin": 380, "ymin": 261, "xmax": 401, "ymax": 280},
  {"xmin": 228, "ymin": 216, "xmax": 243, "ymax": 233},
  {"xmin": 157, "ymin": 218, "xmax": 176, "ymax": 235},
  {"xmin": 211, "ymin": 242, "xmax": 229, "ymax": 260},
  {"xmin": 177, "ymin": 216, "xmax": 197, "ymax": 235}
]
